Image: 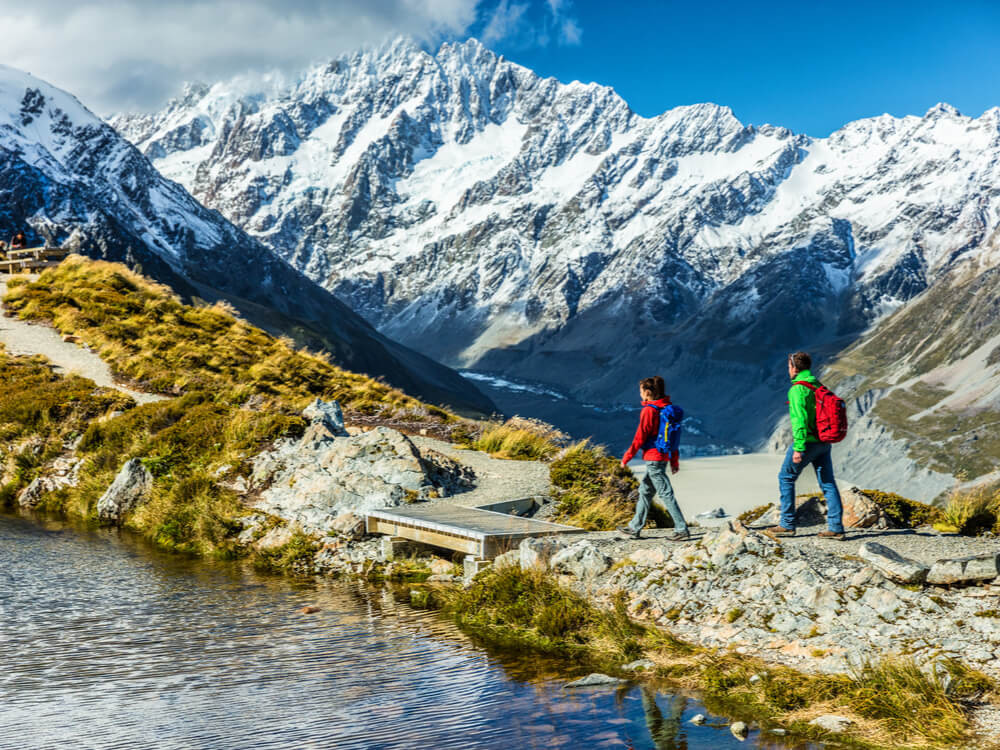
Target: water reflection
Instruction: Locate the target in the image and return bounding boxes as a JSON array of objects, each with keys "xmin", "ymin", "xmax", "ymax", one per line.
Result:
[{"xmin": 2, "ymin": 513, "xmax": 816, "ymax": 749}]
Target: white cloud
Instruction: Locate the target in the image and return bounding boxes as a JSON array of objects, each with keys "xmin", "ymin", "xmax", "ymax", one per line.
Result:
[
  {"xmin": 0, "ymin": 0, "xmax": 581, "ymax": 115},
  {"xmin": 0, "ymin": 0, "xmax": 479, "ymax": 114}
]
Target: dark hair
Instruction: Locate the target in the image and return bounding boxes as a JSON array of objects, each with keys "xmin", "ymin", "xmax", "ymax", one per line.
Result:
[
  {"xmin": 639, "ymin": 376, "xmax": 666, "ymax": 399},
  {"xmin": 788, "ymin": 351, "xmax": 812, "ymax": 371}
]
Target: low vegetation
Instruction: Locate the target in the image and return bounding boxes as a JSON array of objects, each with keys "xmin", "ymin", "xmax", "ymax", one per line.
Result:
[
  {"xmin": 435, "ymin": 566, "xmax": 994, "ymax": 749},
  {"xmin": 548, "ymin": 441, "xmax": 646, "ymax": 530},
  {"xmin": 861, "ymin": 489, "xmax": 944, "ymax": 529}
]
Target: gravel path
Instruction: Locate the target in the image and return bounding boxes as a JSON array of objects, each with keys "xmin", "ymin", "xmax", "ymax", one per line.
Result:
[
  {"xmin": 411, "ymin": 435, "xmax": 551, "ymax": 507},
  {"xmin": 0, "ymin": 277, "xmax": 164, "ymax": 404}
]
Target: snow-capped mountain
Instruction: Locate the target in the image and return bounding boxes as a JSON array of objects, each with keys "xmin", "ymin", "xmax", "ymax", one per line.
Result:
[
  {"xmin": 112, "ymin": 38, "xmax": 1000, "ymax": 497},
  {"xmin": 0, "ymin": 64, "xmax": 495, "ymax": 416}
]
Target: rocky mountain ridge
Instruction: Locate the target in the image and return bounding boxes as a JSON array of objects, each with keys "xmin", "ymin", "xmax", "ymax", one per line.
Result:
[
  {"xmin": 0, "ymin": 63, "xmax": 493, "ymax": 415},
  {"xmin": 112, "ymin": 37, "xmax": 1000, "ymax": 497}
]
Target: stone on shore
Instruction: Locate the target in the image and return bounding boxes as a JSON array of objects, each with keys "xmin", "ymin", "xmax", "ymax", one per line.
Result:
[
  {"xmin": 97, "ymin": 458, "xmax": 153, "ymax": 524},
  {"xmin": 858, "ymin": 541, "xmax": 930, "ymax": 584},
  {"xmin": 729, "ymin": 721, "xmax": 748, "ymax": 739},
  {"xmin": 550, "ymin": 540, "xmax": 611, "ymax": 580},
  {"xmin": 520, "ymin": 536, "xmax": 571, "ymax": 572},
  {"xmin": 621, "ymin": 658, "xmax": 655, "ymax": 672},
  {"xmin": 809, "ymin": 714, "xmax": 854, "ymax": 733},
  {"xmin": 927, "ymin": 554, "xmax": 1000, "ymax": 585},
  {"xmin": 16, "ymin": 456, "xmax": 83, "ymax": 509},
  {"xmin": 563, "ymin": 673, "xmax": 626, "ymax": 689}
]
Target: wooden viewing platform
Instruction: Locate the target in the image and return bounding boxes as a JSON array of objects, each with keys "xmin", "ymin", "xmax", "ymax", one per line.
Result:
[
  {"xmin": 366, "ymin": 502, "xmax": 584, "ymax": 559},
  {"xmin": 0, "ymin": 247, "xmax": 69, "ymax": 274}
]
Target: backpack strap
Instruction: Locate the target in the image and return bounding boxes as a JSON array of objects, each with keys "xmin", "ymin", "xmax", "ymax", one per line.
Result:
[{"xmin": 792, "ymin": 381, "xmax": 818, "ymax": 391}]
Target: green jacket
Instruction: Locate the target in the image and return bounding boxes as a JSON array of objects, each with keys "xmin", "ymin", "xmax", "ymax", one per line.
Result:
[{"xmin": 788, "ymin": 369, "xmax": 821, "ymax": 451}]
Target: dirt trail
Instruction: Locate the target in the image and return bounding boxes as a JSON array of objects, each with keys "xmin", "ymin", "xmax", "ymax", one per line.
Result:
[
  {"xmin": 410, "ymin": 435, "xmax": 551, "ymax": 507},
  {"xmin": 0, "ymin": 276, "xmax": 164, "ymax": 404}
]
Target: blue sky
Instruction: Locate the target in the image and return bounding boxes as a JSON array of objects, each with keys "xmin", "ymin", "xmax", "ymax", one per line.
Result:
[
  {"xmin": 3, "ymin": 0, "xmax": 997, "ymax": 132},
  {"xmin": 477, "ymin": 0, "xmax": 1000, "ymax": 136}
]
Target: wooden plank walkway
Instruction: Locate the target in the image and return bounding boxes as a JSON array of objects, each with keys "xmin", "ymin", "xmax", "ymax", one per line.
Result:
[
  {"xmin": 366, "ymin": 502, "xmax": 584, "ymax": 559},
  {"xmin": 0, "ymin": 247, "xmax": 68, "ymax": 274}
]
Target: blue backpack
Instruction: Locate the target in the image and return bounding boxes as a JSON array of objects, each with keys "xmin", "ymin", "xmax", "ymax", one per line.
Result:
[{"xmin": 643, "ymin": 403, "xmax": 684, "ymax": 456}]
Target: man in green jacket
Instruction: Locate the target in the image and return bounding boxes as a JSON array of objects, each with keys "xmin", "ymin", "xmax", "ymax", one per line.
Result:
[{"xmin": 767, "ymin": 351, "xmax": 845, "ymax": 539}]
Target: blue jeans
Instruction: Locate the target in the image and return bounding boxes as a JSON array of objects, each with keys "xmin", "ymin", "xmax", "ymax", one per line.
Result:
[
  {"xmin": 778, "ymin": 442, "xmax": 843, "ymax": 532},
  {"xmin": 629, "ymin": 461, "xmax": 688, "ymax": 534}
]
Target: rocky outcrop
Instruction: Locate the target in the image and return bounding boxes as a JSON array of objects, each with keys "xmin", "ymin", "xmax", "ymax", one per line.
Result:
[
  {"xmin": 927, "ymin": 554, "xmax": 1000, "ymax": 585},
  {"xmin": 248, "ymin": 400, "xmax": 473, "ymax": 535},
  {"xmin": 754, "ymin": 488, "xmax": 895, "ymax": 530},
  {"xmin": 517, "ymin": 522, "xmax": 1000, "ymax": 676},
  {"xmin": 858, "ymin": 541, "xmax": 930, "ymax": 584},
  {"xmin": 97, "ymin": 459, "xmax": 153, "ymax": 524},
  {"xmin": 16, "ymin": 456, "xmax": 82, "ymax": 509}
]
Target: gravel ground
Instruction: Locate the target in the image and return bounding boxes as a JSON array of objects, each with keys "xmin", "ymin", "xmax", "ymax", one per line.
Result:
[
  {"xmin": 411, "ymin": 435, "xmax": 551, "ymax": 508},
  {"xmin": 0, "ymin": 277, "xmax": 164, "ymax": 404}
]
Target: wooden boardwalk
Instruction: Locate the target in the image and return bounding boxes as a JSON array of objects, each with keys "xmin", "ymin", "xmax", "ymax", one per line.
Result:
[
  {"xmin": 0, "ymin": 247, "xmax": 68, "ymax": 274},
  {"xmin": 366, "ymin": 502, "xmax": 583, "ymax": 559}
]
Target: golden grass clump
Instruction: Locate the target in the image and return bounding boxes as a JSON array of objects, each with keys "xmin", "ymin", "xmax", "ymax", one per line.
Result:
[
  {"xmin": 3, "ymin": 256, "xmax": 443, "ymax": 418},
  {"xmin": 937, "ymin": 485, "xmax": 1000, "ymax": 535},
  {"xmin": 547, "ymin": 441, "xmax": 641, "ymax": 530},
  {"xmin": 471, "ymin": 419, "xmax": 561, "ymax": 461}
]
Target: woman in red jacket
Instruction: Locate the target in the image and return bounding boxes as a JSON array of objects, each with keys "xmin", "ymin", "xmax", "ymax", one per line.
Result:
[{"xmin": 618, "ymin": 376, "xmax": 689, "ymax": 541}]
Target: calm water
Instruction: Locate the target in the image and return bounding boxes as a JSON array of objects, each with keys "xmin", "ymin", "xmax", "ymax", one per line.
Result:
[{"xmin": 1, "ymin": 513, "xmax": 812, "ymax": 749}]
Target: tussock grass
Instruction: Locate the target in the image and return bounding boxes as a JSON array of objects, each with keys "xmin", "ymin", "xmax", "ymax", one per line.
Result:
[
  {"xmin": 938, "ymin": 486, "xmax": 999, "ymax": 535},
  {"xmin": 471, "ymin": 420, "xmax": 560, "ymax": 461},
  {"xmin": 862, "ymin": 489, "xmax": 944, "ymax": 529},
  {"xmin": 548, "ymin": 441, "xmax": 641, "ymax": 530},
  {"xmin": 3, "ymin": 256, "xmax": 445, "ymax": 418},
  {"xmin": 439, "ymin": 566, "xmax": 993, "ymax": 749}
]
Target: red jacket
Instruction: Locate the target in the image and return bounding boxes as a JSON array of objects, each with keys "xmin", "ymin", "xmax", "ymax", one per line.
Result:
[{"xmin": 622, "ymin": 397, "xmax": 679, "ymax": 469}]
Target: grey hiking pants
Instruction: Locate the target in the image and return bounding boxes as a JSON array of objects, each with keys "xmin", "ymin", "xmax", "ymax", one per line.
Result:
[{"xmin": 628, "ymin": 461, "xmax": 688, "ymax": 534}]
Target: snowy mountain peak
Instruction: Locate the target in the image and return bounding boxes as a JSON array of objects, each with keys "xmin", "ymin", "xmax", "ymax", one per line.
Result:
[{"xmin": 109, "ymin": 38, "xmax": 1000, "ymax": 474}]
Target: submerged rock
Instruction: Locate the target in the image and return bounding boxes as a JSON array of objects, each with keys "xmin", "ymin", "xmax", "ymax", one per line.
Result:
[
  {"xmin": 729, "ymin": 720, "xmax": 748, "ymax": 739},
  {"xmin": 563, "ymin": 673, "xmax": 626, "ymax": 689},
  {"xmin": 97, "ymin": 458, "xmax": 153, "ymax": 524}
]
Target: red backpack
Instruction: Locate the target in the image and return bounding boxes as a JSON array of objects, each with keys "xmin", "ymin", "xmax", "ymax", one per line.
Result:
[{"xmin": 793, "ymin": 381, "xmax": 848, "ymax": 443}]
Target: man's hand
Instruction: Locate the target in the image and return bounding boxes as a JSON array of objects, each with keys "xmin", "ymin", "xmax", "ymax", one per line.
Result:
[
  {"xmin": 621, "ymin": 458, "xmax": 628, "ymax": 468},
  {"xmin": 793, "ymin": 451, "xmax": 803, "ymax": 464},
  {"xmin": 671, "ymin": 465, "xmax": 679, "ymax": 475}
]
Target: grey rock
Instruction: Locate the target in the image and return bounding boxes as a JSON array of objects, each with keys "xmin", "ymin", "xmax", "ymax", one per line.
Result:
[
  {"xmin": 563, "ymin": 673, "xmax": 627, "ymax": 689},
  {"xmin": 689, "ymin": 713, "xmax": 706, "ymax": 725},
  {"xmin": 302, "ymin": 398, "xmax": 348, "ymax": 436},
  {"xmin": 808, "ymin": 714, "xmax": 854, "ymax": 733},
  {"xmin": 729, "ymin": 720, "xmax": 748, "ymax": 739},
  {"xmin": 621, "ymin": 659, "xmax": 655, "ymax": 672},
  {"xmin": 520, "ymin": 536, "xmax": 572, "ymax": 572},
  {"xmin": 550, "ymin": 540, "xmax": 611, "ymax": 580},
  {"xmin": 858, "ymin": 541, "xmax": 930, "ymax": 584},
  {"xmin": 16, "ymin": 456, "xmax": 83, "ymax": 509},
  {"xmin": 492, "ymin": 548, "xmax": 521, "ymax": 570},
  {"xmin": 97, "ymin": 459, "xmax": 153, "ymax": 524},
  {"xmin": 927, "ymin": 554, "xmax": 1000, "ymax": 585},
  {"xmin": 250, "ymin": 426, "xmax": 436, "ymax": 534}
]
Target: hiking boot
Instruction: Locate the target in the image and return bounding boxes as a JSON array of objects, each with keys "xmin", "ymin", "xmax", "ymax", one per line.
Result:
[
  {"xmin": 817, "ymin": 530, "xmax": 846, "ymax": 540},
  {"xmin": 666, "ymin": 530, "xmax": 690, "ymax": 542},
  {"xmin": 617, "ymin": 525, "xmax": 641, "ymax": 540},
  {"xmin": 765, "ymin": 526, "xmax": 796, "ymax": 537}
]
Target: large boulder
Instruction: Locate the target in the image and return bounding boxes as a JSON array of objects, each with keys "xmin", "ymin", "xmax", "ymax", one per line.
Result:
[
  {"xmin": 927, "ymin": 554, "xmax": 1000, "ymax": 585},
  {"xmin": 97, "ymin": 458, "xmax": 153, "ymax": 524},
  {"xmin": 550, "ymin": 540, "xmax": 611, "ymax": 579},
  {"xmin": 250, "ymin": 425, "xmax": 441, "ymax": 535},
  {"xmin": 858, "ymin": 541, "xmax": 929, "ymax": 584},
  {"xmin": 302, "ymin": 398, "xmax": 348, "ymax": 436},
  {"xmin": 519, "ymin": 536, "xmax": 572, "ymax": 572},
  {"xmin": 754, "ymin": 489, "xmax": 894, "ymax": 529}
]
